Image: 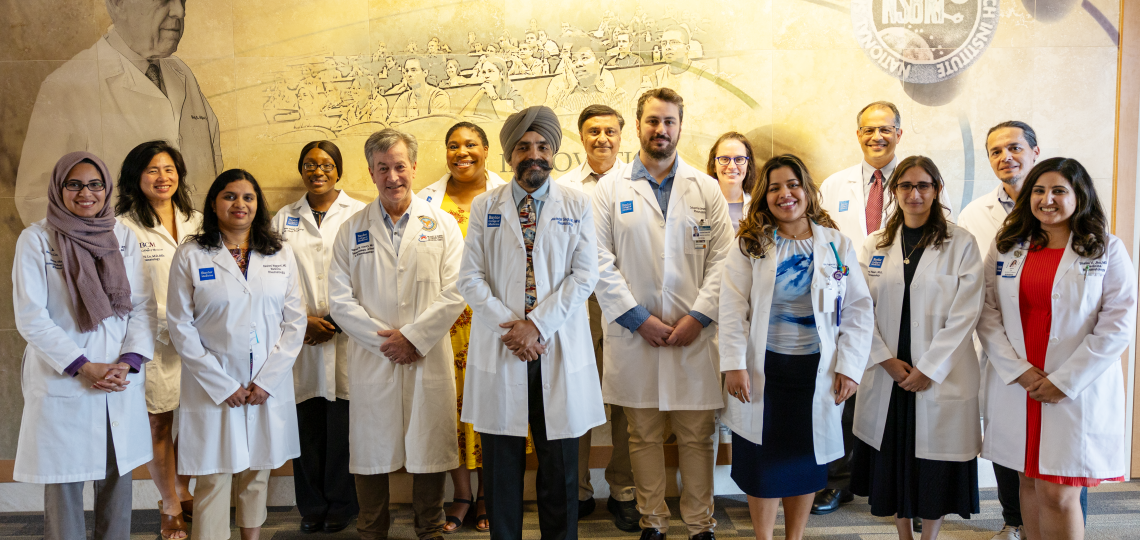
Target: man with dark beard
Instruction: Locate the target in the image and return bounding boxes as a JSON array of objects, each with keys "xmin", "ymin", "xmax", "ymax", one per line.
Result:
[
  {"xmin": 592, "ymin": 88, "xmax": 734, "ymax": 540},
  {"xmin": 457, "ymin": 105, "xmax": 605, "ymax": 540}
]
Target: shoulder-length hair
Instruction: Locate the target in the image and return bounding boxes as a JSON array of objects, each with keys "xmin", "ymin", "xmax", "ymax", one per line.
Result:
[
  {"xmin": 876, "ymin": 155, "xmax": 952, "ymax": 250},
  {"xmin": 994, "ymin": 157, "xmax": 1108, "ymax": 258},
  {"xmin": 190, "ymin": 169, "xmax": 283, "ymax": 256},
  {"xmin": 115, "ymin": 141, "xmax": 194, "ymax": 228},
  {"xmin": 737, "ymin": 154, "xmax": 836, "ymax": 257},
  {"xmin": 705, "ymin": 132, "xmax": 758, "ymax": 196}
]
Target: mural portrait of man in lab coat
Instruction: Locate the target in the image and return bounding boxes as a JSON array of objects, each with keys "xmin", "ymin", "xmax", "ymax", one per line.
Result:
[{"xmin": 14, "ymin": 0, "xmax": 223, "ymax": 226}]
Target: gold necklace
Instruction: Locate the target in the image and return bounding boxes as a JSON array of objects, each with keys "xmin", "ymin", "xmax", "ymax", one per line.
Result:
[
  {"xmin": 903, "ymin": 234, "xmax": 923, "ymax": 264},
  {"xmin": 779, "ymin": 220, "xmax": 811, "ymax": 239},
  {"xmin": 221, "ymin": 233, "xmax": 249, "ymax": 251}
]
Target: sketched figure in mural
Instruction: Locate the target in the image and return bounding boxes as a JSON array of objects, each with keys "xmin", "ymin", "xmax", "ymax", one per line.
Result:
[
  {"xmin": 388, "ymin": 57, "xmax": 452, "ymax": 122},
  {"xmin": 642, "ymin": 24, "xmax": 706, "ymax": 92},
  {"xmin": 509, "ymin": 42, "xmax": 549, "ymax": 78},
  {"xmin": 379, "ymin": 56, "xmax": 404, "ymax": 93},
  {"xmin": 460, "ymin": 57, "xmax": 525, "ymax": 119},
  {"xmin": 544, "ymin": 32, "xmax": 628, "ymax": 116},
  {"xmin": 15, "ymin": 0, "xmax": 223, "ymax": 225},
  {"xmin": 333, "ymin": 77, "xmax": 387, "ymax": 132},
  {"xmin": 606, "ymin": 30, "xmax": 644, "ymax": 68}
]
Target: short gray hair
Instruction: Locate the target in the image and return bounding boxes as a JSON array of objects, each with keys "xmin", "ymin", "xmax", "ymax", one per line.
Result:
[
  {"xmin": 364, "ymin": 128, "xmax": 419, "ymax": 167},
  {"xmin": 856, "ymin": 101, "xmax": 901, "ymax": 127}
]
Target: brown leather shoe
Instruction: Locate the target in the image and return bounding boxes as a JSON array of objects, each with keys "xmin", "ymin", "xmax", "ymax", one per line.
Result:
[
  {"xmin": 180, "ymin": 499, "xmax": 194, "ymax": 522},
  {"xmin": 160, "ymin": 512, "xmax": 188, "ymax": 539}
]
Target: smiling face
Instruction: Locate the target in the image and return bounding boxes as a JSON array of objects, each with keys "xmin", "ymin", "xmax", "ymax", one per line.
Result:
[
  {"xmin": 212, "ymin": 180, "xmax": 257, "ymax": 232},
  {"xmin": 510, "ymin": 131, "xmax": 554, "ymax": 191},
  {"xmin": 61, "ymin": 162, "xmax": 107, "ymax": 218},
  {"xmin": 765, "ymin": 166, "xmax": 807, "ymax": 225},
  {"xmin": 301, "ymin": 147, "xmax": 339, "ymax": 197},
  {"xmin": 113, "ymin": 0, "xmax": 185, "ymax": 58},
  {"xmin": 580, "ymin": 114, "xmax": 622, "ymax": 167},
  {"xmin": 857, "ymin": 107, "xmax": 902, "ymax": 166},
  {"xmin": 370, "ymin": 141, "xmax": 416, "ymax": 212},
  {"xmin": 446, "ymin": 127, "xmax": 488, "ymax": 184},
  {"xmin": 714, "ymin": 139, "xmax": 748, "ymax": 190},
  {"xmin": 1030, "ymin": 171, "xmax": 1077, "ymax": 231},
  {"xmin": 139, "ymin": 151, "xmax": 179, "ymax": 205},
  {"xmin": 637, "ymin": 98, "xmax": 681, "ymax": 161},
  {"xmin": 894, "ymin": 166, "xmax": 936, "ymax": 224},
  {"xmin": 987, "ymin": 127, "xmax": 1040, "ymax": 189}
]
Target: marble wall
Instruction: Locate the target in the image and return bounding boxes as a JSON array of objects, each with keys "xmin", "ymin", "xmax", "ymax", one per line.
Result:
[{"xmin": 0, "ymin": 0, "xmax": 1123, "ymax": 458}]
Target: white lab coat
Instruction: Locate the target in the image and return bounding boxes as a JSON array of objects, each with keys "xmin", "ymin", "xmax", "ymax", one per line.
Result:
[
  {"xmin": 853, "ymin": 223, "xmax": 984, "ymax": 461},
  {"xmin": 15, "ymin": 34, "xmax": 222, "ymax": 225},
  {"xmin": 329, "ymin": 197, "xmax": 466, "ymax": 474},
  {"xmin": 718, "ymin": 222, "xmax": 874, "ymax": 464},
  {"xmin": 271, "ymin": 190, "xmax": 368, "ymax": 403},
  {"xmin": 818, "ymin": 162, "xmax": 953, "ymax": 246},
  {"xmin": 167, "ymin": 241, "xmax": 307, "ymax": 475},
  {"xmin": 977, "ymin": 236, "xmax": 1136, "ymax": 478},
  {"xmin": 592, "ymin": 158, "xmax": 734, "ymax": 410},
  {"xmin": 457, "ymin": 180, "xmax": 605, "ymax": 439},
  {"xmin": 119, "ymin": 209, "xmax": 203, "ymax": 414},
  {"xmin": 556, "ymin": 159, "xmax": 626, "ymax": 196},
  {"xmin": 417, "ymin": 171, "xmax": 508, "ymax": 208},
  {"xmin": 13, "ymin": 220, "xmax": 156, "ymax": 483}
]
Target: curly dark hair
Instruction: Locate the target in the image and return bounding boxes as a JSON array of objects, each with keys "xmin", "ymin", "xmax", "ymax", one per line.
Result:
[
  {"xmin": 876, "ymin": 156, "xmax": 952, "ymax": 250},
  {"xmin": 190, "ymin": 169, "xmax": 283, "ymax": 256},
  {"xmin": 995, "ymin": 157, "xmax": 1108, "ymax": 258},
  {"xmin": 115, "ymin": 141, "xmax": 195, "ymax": 228},
  {"xmin": 737, "ymin": 154, "xmax": 836, "ymax": 258}
]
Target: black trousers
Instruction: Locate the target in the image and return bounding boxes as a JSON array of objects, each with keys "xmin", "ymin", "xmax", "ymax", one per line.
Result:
[
  {"xmin": 293, "ymin": 397, "xmax": 359, "ymax": 521},
  {"xmin": 481, "ymin": 358, "xmax": 578, "ymax": 540},
  {"xmin": 993, "ymin": 462, "xmax": 1088, "ymax": 527},
  {"xmin": 826, "ymin": 394, "xmax": 857, "ymax": 490}
]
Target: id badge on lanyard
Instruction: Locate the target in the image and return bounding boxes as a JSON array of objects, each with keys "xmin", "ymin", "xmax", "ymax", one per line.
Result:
[
  {"xmin": 1002, "ymin": 249, "xmax": 1027, "ymax": 279},
  {"xmin": 693, "ymin": 219, "xmax": 711, "ymax": 250}
]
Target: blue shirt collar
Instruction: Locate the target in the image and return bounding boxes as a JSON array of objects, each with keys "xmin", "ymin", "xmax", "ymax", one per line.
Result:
[
  {"xmin": 632, "ymin": 153, "xmax": 679, "ymax": 186},
  {"xmin": 510, "ymin": 176, "xmax": 551, "ymax": 207}
]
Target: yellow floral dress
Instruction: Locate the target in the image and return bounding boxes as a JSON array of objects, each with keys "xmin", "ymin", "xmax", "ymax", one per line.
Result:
[{"xmin": 442, "ymin": 194, "xmax": 531, "ymax": 469}]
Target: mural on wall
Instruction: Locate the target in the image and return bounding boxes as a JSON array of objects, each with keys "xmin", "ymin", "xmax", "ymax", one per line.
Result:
[{"xmin": 12, "ymin": 0, "xmax": 223, "ymax": 226}]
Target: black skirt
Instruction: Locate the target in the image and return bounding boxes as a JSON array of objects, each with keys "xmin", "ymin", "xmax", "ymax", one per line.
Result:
[{"xmin": 730, "ymin": 350, "xmax": 828, "ymax": 498}]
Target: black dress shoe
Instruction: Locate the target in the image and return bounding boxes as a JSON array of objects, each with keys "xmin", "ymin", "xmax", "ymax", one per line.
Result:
[
  {"xmin": 323, "ymin": 518, "xmax": 350, "ymax": 533},
  {"xmin": 810, "ymin": 489, "xmax": 854, "ymax": 515},
  {"xmin": 607, "ymin": 497, "xmax": 641, "ymax": 532},
  {"xmin": 640, "ymin": 528, "xmax": 665, "ymax": 540},
  {"xmin": 913, "ymin": 517, "xmax": 922, "ymax": 533},
  {"xmin": 299, "ymin": 516, "xmax": 324, "ymax": 533},
  {"xmin": 690, "ymin": 531, "xmax": 715, "ymax": 540},
  {"xmin": 580, "ymin": 497, "xmax": 597, "ymax": 517}
]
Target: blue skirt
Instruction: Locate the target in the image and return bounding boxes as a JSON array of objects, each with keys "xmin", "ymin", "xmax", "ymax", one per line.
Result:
[{"xmin": 730, "ymin": 350, "xmax": 828, "ymax": 498}]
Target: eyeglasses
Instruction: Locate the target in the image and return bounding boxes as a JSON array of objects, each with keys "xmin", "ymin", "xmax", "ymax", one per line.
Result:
[
  {"xmin": 858, "ymin": 126, "xmax": 900, "ymax": 137},
  {"xmin": 302, "ymin": 163, "xmax": 337, "ymax": 173},
  {"xmin": 715, "ymin": 156, "xmax": 750, "ymax": 166},
  {"xmin": 62, "ymin": 180, "xmax": 106, "ymax": 192},
  {"xmin": 896, "ymin": 182, "xmax": 935, "ymax": 193}
]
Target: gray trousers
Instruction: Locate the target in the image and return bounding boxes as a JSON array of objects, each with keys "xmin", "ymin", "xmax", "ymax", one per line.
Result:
[
  {"xmin": 44, "ymin": 416, "xmax": 133, "ymax": 540},
  {"xmin": 355, "ymin": 471, "xmax": 446, "ymax": 540}
]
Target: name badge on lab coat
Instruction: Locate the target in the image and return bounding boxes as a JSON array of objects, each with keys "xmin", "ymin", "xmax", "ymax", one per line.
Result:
[
  {"xmin": 1081, "ymin": 259, "xmax": 1107, "ymax": 279},
  {"xmin": 199, "ymin": 268, "xmax": 215, "ymax": 281},
  {"xmin": 692, "ymin": 220, "xmax": 711, "ymax": 250},
  {"xmin": 838, "ymin": 200, "xmax": 849, "ymax": 212},
  {"xmin": 286, "ymin": 216, "xmax": 300, "ymax": 227},
  {"xmin": 1002, "ymin": 250, "xmax": 1025, "ymax": 278},
  {"xmin": 487, "ymin": 214, "xmax": 502, "ymax": 227}
]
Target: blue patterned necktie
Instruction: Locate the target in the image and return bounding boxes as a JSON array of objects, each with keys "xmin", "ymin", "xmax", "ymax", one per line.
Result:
[{"xmin": 520, "ymin": 194, "xmax": 537, "ymax": 314}]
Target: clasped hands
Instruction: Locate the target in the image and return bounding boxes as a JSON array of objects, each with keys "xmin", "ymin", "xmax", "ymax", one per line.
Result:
[
  {"xmin": 78, "ymin": 362, "xmax": 131, "ymax": 393},
  {"xmin": 500, "ymin": 320, "xmax": 545, "ymax": 361},
  {"xmin": 880, "ymin": 359, "xmax": 933, "ymax": 392},
  {"xmin": 224, "ymin": 383, "xmax": 270, "ymax": 408},
  {"xmin": 636, "ymin": 314, "xmax": 703, "ymax": 348},
  {"xmin": 724, "ymin": 369, "xmax": 857, "ymax": 405},
  {"xmin": 1016, "ymin": 366, "xmax": 1067, "ymax": 404}
]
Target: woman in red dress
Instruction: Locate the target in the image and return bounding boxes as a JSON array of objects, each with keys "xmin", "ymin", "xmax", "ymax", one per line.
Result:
[{"xmin": 978, "ymin": 157, "xmax": 1136, "ymax": 540}]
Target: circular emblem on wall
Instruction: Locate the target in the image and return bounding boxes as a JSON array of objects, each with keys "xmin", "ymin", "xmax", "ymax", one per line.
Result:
[{"xmin": 851, "ymin": 0, "xmax": 999, "ymax": 84}]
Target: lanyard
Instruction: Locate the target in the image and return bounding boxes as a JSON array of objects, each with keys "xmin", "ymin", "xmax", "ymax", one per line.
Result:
[{"xmin": 828, "ymin": 242, "xmax": 849, "ymax": 326}]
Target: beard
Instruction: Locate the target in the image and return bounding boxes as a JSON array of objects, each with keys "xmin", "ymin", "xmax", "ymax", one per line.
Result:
[
  {"xmin": 516, "ymin": 158, "xmax": 553, "ymax": 190},
  {"xmin": 641, "ymin": 134, "xmax": 677, "ymax": 161}
]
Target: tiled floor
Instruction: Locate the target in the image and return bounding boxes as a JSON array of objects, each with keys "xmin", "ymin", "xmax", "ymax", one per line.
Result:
[{"xmin": 1, "ymin": 483, "xmax": 1138, "ymax": 539}]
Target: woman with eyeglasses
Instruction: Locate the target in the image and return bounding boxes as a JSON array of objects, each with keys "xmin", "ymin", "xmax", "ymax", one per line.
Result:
[
  {"xmin": 978, "ymin": 158, "xmax": 1134, "ymax": 540},
  {"xmin": 167, "ymin": 169, "xmax": 306, "ymax": 540},
  {"xmin": 270, "ymin": 141, "xmax": 366, "ymax": 533},
  {"xmin": 706, "ymin": 132, "xmax": 758, "ymax": 233},
  {"xmin": 115, "ymin": 141, "xmax": 202, "ymax": 539},
  {"xmin": 850, "ymin": 156, "xmax": 983, "ymax": 540},
  {"xmin": 13, "ymin": 152, "xmax": 156, "ymax": 540},
  {"xmin": 719, "ymin": 155, "xmax": 873, "ymax": 540}
]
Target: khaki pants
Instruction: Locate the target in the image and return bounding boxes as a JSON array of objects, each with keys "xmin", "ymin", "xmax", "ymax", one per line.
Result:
[
  {"xmin": 355, "ymin": 472, "xmax": 446, "ymax": 540},
  {"xmin": 626, "ymin": 408, "xmax": 717, "ymax": 535},
  {"xmin": 578, "ymin": 295, "xmax": 636, "ymax": 502},
  {"xmin": 191, "ymin": 469, "xmax": 271, "ymax": 540}
]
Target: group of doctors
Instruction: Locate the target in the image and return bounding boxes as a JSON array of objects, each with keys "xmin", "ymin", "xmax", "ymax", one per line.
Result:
[{"xmin": 10, "ymin": 87, "xmax": 1134, "ymax": 540}]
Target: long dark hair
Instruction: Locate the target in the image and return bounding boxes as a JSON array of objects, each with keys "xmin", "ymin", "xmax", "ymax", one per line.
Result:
[
  {"xmin": 115, "ymin": 141, "xmax": 195, "ymax": 228},
  {"xmin": 737, "ymin": 154, "xmax": 836, "ymax": 258},
  {"xmin": 297, "ymin": 140, "xmax": 344, "ymax": 178},
  {"xmin": 876, "ymin": 156, "xmax": 951, "ymax": 250},
  {"xmin": 705, "ymin": 132, "xmax": 758, "ymax": 196},
  {"xmin": 190, "ymin": 169, "xmax": 282, "ymax": 256},
  {"xmin": 994, "ymin": 157, "xmax": 1108, "ymax": 258}
]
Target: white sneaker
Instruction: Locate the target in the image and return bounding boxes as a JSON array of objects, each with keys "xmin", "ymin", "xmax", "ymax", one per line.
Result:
[{"xmin": 991, "ymin": 525, "xmax": 1021, "ymax": 540}]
